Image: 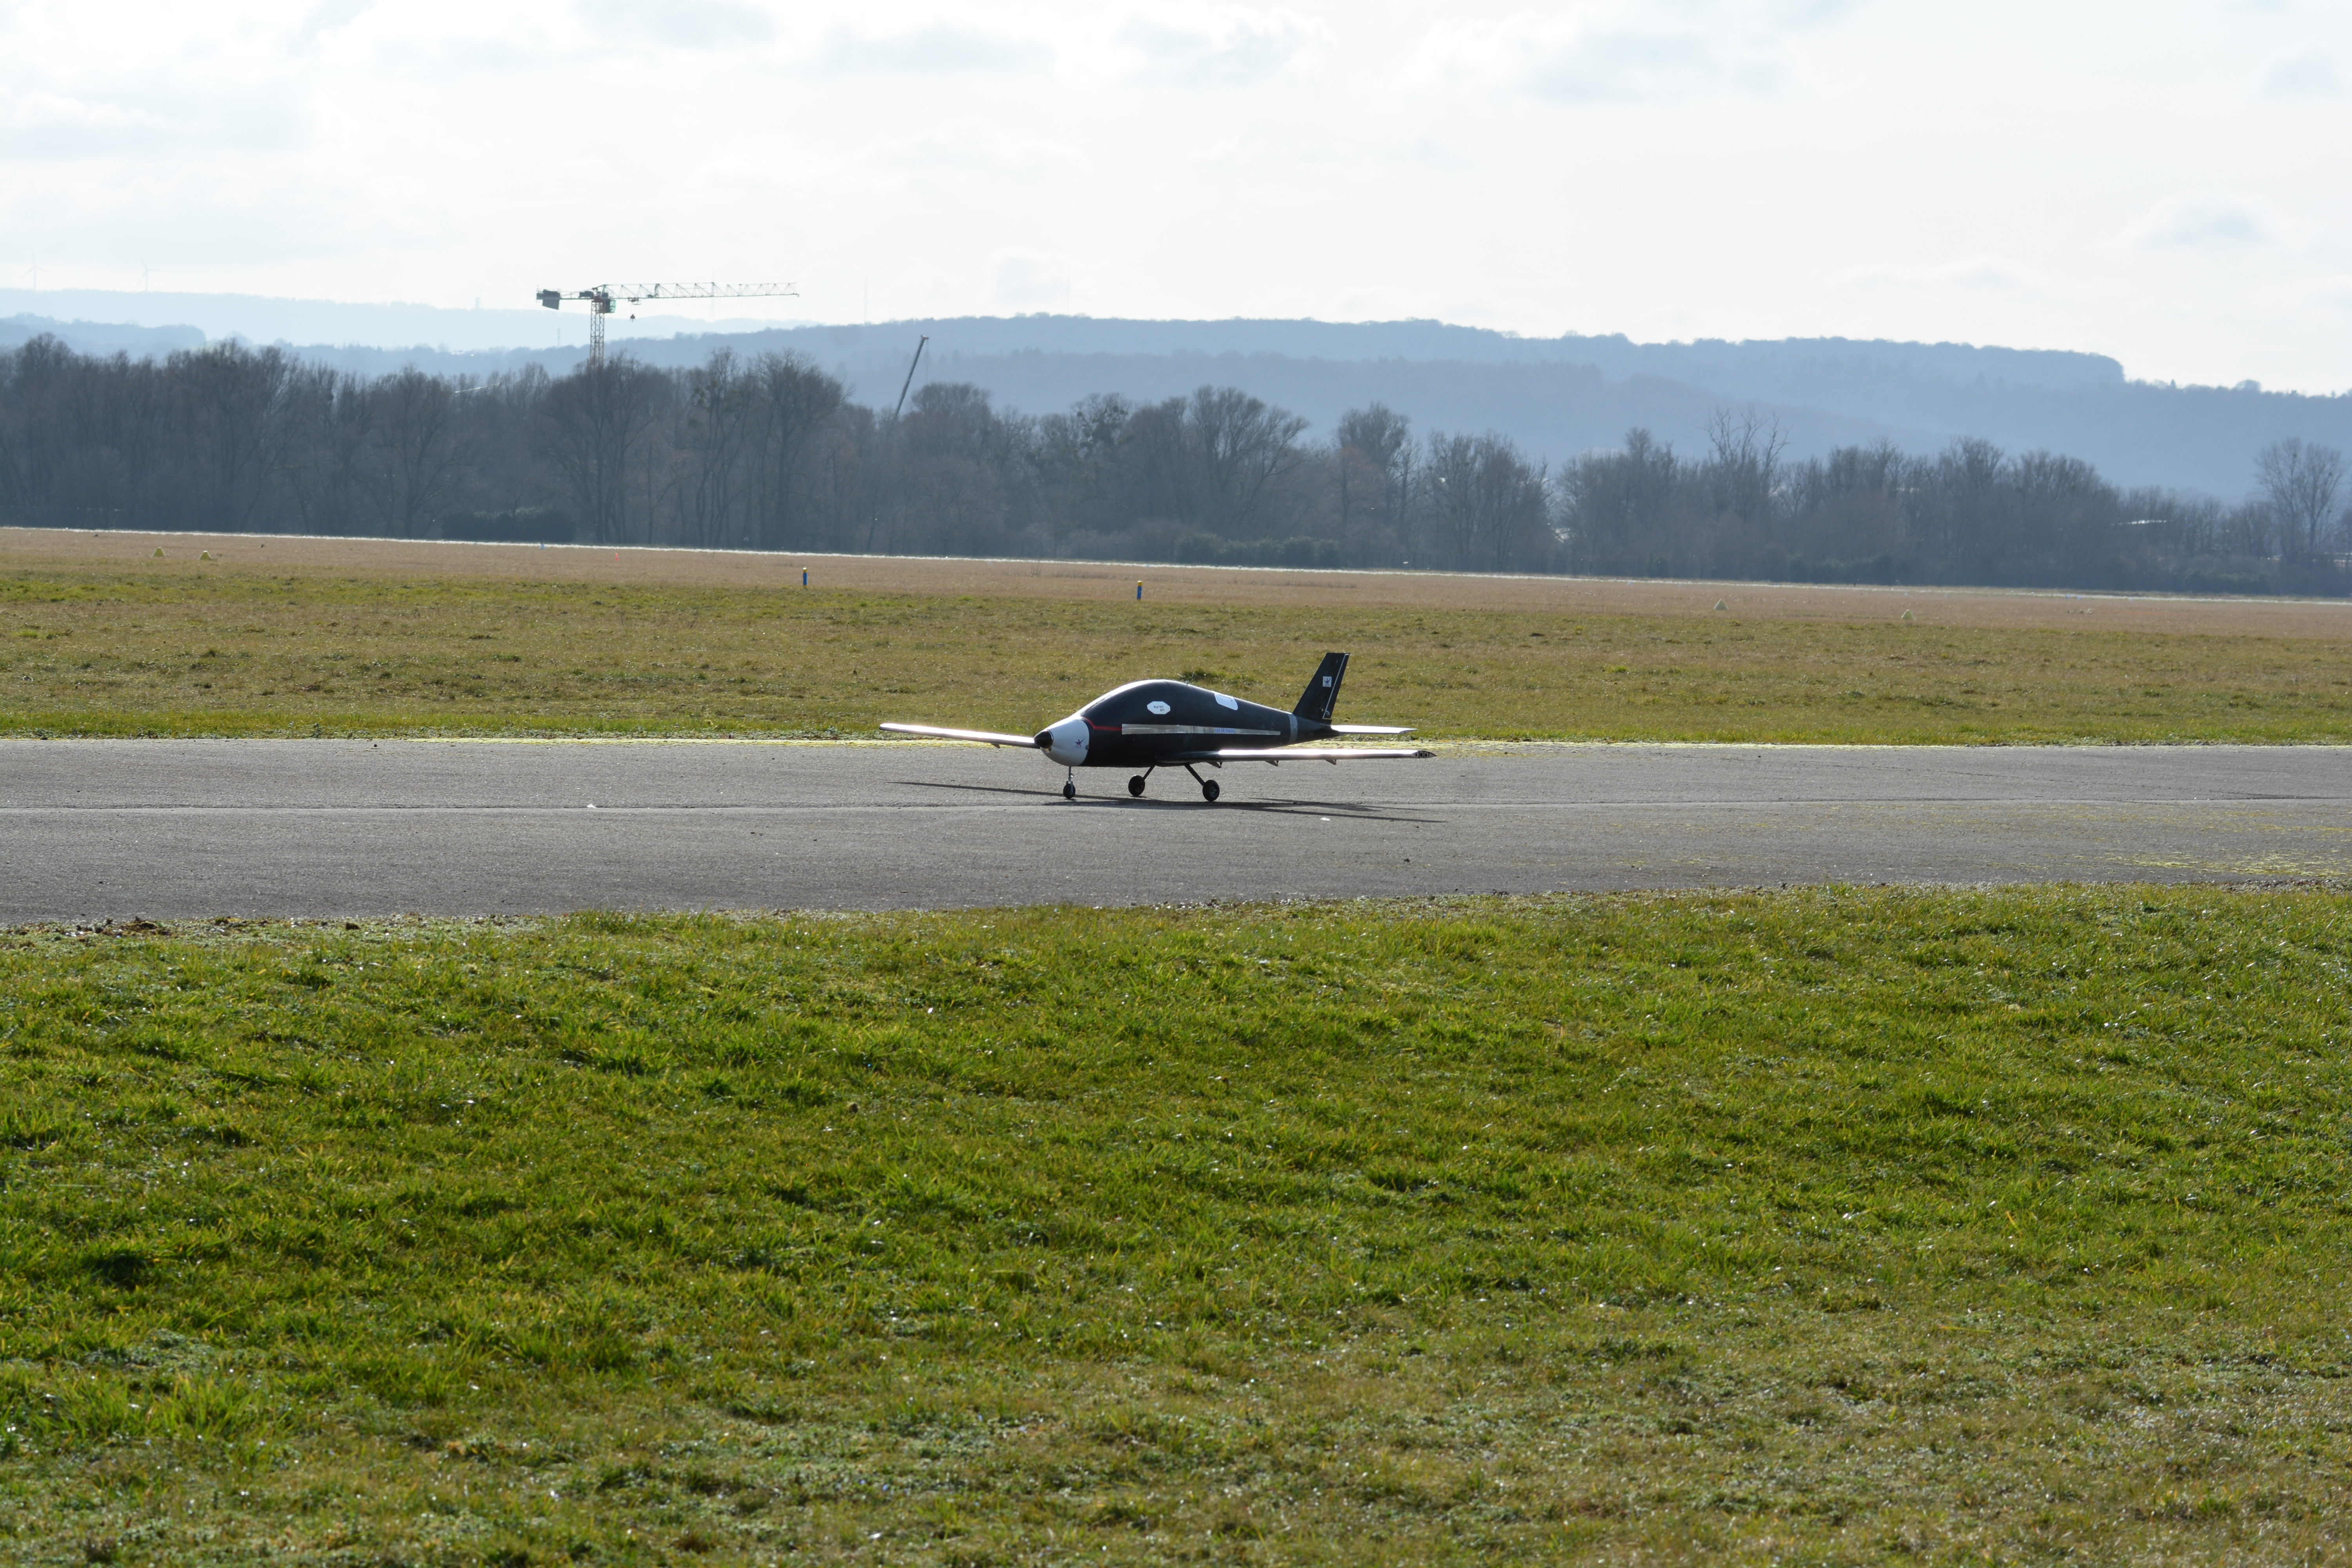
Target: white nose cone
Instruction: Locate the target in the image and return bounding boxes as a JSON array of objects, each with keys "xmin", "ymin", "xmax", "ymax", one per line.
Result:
[{"xmin": 1042, "ymin": 715, "xmax": 1089, "ymax": 766}]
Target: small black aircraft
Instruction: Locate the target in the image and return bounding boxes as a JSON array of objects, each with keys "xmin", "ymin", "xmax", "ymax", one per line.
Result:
[{"xmin": 881, "ymin": 651, "xmax": 1432, "ymax": 801}]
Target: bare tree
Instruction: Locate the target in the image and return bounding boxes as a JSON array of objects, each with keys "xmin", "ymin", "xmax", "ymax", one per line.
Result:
[
  {"xmin": 1704, "ymin": 408, "xmax": 1785, "ymax": 513},
  {"xmin": 1329, "ymin": 441, "xmax": 1383, "ymax": 560},
  {"xmin": 892, "ymin": 382, "xmax": 1018, "ymax": 555},
  {"xmin": 672, "ymin": 350, "xmax": 759, "ymax": 548},
  {"xmin": 748, "ymin": 353, "xmax": 844, "ymax": 551},
  {"xmin": 1334, "ymin": 403, "xmax": 1412, "ymax": 557},
  {"xmin": 536, "ymin": 357, "xmax": 668, "ymax": 544},
  {"xmin": 370, "ymin": 367, "xmax": 470, "ymax": 537},
  {"xmin": 2255, "ymin": 439, "xmax": 2347, "ymax": 561},
  {"xmin": 0, "ymin": 336, "xmax": 75, "ymax": 512},
  {"xmin": 1030, "ymin": 392, "xmax": 1131, "ymax": 548},
  {"xmin": 171, "ymin": 343, "xmax": 300, "ymax": 531},
  {"xmin": 1782, "ymin": 439, "xmax": 1908, "ymax": 575},
  {"xmin": 1559, "ymin": 428, "xmax": 1682, "ymax": 573},
  {"xmin": 1924, "ymin": 436, "xmax": 2007, "ymax": 581},
  {"xmin": 1425, "ymin": 431, "xmax": 1549, "ymax": 570},
  {"xmin": 1185, "ymin": 385, "xmax": 1308, "ymax": 537},
  {"xmin": 285, "ymin": 367, "xmax": 377, "ymax": 535}
]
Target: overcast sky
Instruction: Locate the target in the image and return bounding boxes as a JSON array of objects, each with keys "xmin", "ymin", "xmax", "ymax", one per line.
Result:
[{"xmin": 4, "ymin": 1, "xmax": 2347, "ymax": 390}]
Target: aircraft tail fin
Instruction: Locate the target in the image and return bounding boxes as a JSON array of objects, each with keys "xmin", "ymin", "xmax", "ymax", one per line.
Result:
[{"xmin": 1294, "ymin": 652, "xmax": 1348, "ymax": 722}]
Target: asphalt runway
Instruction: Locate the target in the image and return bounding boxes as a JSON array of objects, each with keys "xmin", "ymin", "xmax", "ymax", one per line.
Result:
[{"xmin": 4, "ymin": 740, "xmax": 2348, "ymax": 922}]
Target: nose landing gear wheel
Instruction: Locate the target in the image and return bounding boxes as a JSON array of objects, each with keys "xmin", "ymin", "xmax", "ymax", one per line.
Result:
[
  {"xmin": 1201, "ymin": 779, "xmax": 1221, "ymax": 803},
  {"xmin": 1062, "ymin": 780, "xmax": 1078, "ymax": 800},
  {"xmin": 1127, "ymin": 775, "xmax": 1147, "ymax": 797}
]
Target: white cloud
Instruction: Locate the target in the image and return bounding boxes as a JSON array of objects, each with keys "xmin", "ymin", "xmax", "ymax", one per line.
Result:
[
  {"xmin": 290, "ymin": 0, "xmax": 377, "ymax": 52},
  {"xmin": 992, "ymin": 250, "xmax": 1072, "ymax": 308},
  {"xmin": 1827, "ymin": 255, "xmax": 2054, "ymax": 294},
  {"xmin": 0, "ymin": 94, "xmax": 178, "ymax": 161},
  {"xmin": 2114, "ymin": 192, "xmax": 2280, "ymax": 250},
  {"xmin": 1114, "ymin": 5, "xmax": 1328, "ymax": 86},
  {"xmin": 1415, "ymin": 0, "xmax": 1864, "ymax": 104},
  {"xmin": 817, "ymin": 22, "xmax": 1052, "ymax": 74},
  {"xmin": 1539, "ymin": 29, "xmax": 1733, "ymax": 102},
  {"xmin": 2276, "ymin": 274, "xmax": 2352, "ymax": 314},
  {"xmin": 0, "ymin": 88, "xmax": 306, "ymax": 163},
  {"xmin": 1, "ymin": 163, "xmax": 374, "ymax": 268},
  {"xmin": 570, "ymin": 0, "xmax": 773, "ymax": 50},
  {"xmin": 860, "ymin": 122, "xmax": 1084, "ymax": 184},
  {"xmin": 2264, "ymin": 49, "xmax": 2342, "ymax": 97},
  {"xmin": 1190, "ymin": 119, "xmax": 1373, "ymax": 175}
]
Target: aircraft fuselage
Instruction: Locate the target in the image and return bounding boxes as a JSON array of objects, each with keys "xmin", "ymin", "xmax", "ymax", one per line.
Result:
[{"xmin": 1037, "ymin": 680, "xmax": 1322, "ymax": 769}]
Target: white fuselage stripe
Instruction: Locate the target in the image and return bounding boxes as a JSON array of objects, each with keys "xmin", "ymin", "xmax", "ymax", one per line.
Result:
[{"xmin": 1116, "ymin": 725, "xmax": 1283, "ymax": 737}]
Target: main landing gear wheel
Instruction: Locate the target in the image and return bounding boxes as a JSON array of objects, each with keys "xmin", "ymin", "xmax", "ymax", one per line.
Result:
[
  {"xmin": 1201, "ymin": 779, "xmax": 1221, "ymax": 803},
  {"xmin": 1127, "ymin": 775, "xmax": 1147, "ymax": 797},
  {"xmin": 1062, "ymin": 780, "xmax": 1078, "ymax": 800}
]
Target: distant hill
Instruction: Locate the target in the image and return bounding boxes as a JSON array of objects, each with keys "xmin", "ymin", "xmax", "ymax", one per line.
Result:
[
  {"xmin": 1, "ymin": 314, "xmax": 206, "ymax": 358},
  {"xmin": 637, "ymin": 321, "xmax": 2343, "ymax": 502},
  {"xmin": 3, "ymin": 291, "xmax": 2345, "ymax": 500}
]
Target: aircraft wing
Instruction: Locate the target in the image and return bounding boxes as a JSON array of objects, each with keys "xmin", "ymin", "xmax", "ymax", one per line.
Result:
[
  {"xmin": 1164, "ymin": 746, "xmax": 1434, "ymax": 764},
  {"xmin": 879, "ymin": 722, "xmax": 1042, "ymax": 748}
]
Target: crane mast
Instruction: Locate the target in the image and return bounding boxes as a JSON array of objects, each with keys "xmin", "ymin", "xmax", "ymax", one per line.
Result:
[{"xmin": 537, "ymin": 281, "xmax": 799, "ymax": 368}]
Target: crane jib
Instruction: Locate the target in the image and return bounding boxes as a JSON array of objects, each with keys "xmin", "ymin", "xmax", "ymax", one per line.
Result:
[{"xmin": 534, "ymin": 281, "xmax": 800, "ymax": 367}]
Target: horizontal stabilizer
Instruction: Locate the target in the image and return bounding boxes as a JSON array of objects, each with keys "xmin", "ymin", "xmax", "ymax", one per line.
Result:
[
  {"xmin": 1327, "ymin": 724, "xmax": 1414, "ymax": 735},
  {"xmin": 1166, "ymin": 746, "xmax": 1434, "ymax": 764},
  {"xmin": 879, "ymin": 722, "xmax": 1042, "ymax": 748}
]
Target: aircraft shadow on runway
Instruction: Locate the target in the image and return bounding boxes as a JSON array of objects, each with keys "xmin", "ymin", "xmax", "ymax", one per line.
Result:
[{"xmin": 897, "ymin": 779, "xmax": 1439, "ymax": 824}]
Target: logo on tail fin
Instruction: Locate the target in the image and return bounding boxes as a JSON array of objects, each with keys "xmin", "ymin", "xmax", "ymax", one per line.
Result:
[{"xmin": 1295, "ymin": 652, "xmax": 1348, "ymax": 722}]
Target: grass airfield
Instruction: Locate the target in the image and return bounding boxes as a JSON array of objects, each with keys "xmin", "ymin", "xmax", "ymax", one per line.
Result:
[
  {"xmin": 5, "ymin": 529, "xmax": 2352, "ymax": 1563},
  {"xmin": 5, "ymin": 889, "xmax": 2351, "ymax": 1565},
  {"xmin": 5, "ymin": 528, "xmax": 2351, "ymax": 744}
]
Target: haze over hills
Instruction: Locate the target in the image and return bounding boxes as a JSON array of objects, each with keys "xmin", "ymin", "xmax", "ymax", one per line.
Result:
[
  {"xmin": 4, "ymin": 289, "xmax": 2346, "ymax": 501},
  {"xmin": 0, "ymin": 288, "xmax": 800, "ymax": 357}
]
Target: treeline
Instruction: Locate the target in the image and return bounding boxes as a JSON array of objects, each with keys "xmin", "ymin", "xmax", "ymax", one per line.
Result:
[
  {"xmin": 1564, "ymin": 412, "xmax": 2349, "ymax": 595},
  {"xmin": 1, "ymin": 336, "xmax": 2344, "ymax": 594}
]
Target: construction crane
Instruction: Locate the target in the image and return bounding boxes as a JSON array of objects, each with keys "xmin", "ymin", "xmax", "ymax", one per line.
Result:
[{"xmin": 536, "ymin": 281, "xmax": 799, "ymax": 368}]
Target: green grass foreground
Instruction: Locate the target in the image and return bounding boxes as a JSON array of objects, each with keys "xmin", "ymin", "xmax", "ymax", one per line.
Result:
[
  {"xmin": 4, "ymin": 887, "xmax": 2350, "ymax": 1564},
  {"xmin": 8, "ymin": 568, "xmax": 2352, "ymax": 742}
]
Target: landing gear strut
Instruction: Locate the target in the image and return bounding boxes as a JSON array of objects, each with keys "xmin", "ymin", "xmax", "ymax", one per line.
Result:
[
  {"xmin": 1062, "ymin": 769, "xmax": 1077, "ymax": 801},
  {"xmin": 1183, "ymin": 763, "xmax": 1221, "ymax": 803}
]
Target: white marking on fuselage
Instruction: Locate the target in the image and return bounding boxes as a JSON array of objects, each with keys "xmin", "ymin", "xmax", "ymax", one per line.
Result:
[{"xmin": 1119, "ymin": 725, "xmax": 1282, "ymax": 737}]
